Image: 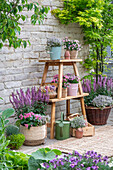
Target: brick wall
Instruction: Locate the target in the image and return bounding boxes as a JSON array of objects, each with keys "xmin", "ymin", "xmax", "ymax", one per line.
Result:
[{"xmin": 0, "ymin": 0, "xmax": 89, "ymax": 120}]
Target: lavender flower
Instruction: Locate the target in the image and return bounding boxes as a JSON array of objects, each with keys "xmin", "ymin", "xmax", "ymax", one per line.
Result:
[{"xmin": 10, "ymin": 87, "xmax": 49, "ymax": 117}]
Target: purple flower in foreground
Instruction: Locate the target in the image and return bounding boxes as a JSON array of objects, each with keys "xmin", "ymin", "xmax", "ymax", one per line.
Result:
[
  {"xmin": 86, "ymin": 167, "xmax": 91, "ymax": 170},
  {"xmin": 91, "ymin": 165, "xmax": 99, "ymax": 169}
]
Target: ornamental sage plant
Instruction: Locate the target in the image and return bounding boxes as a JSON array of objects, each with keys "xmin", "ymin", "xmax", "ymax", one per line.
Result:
[
  {"xmin": 82, "ymin": 76, "xmax": 113, "ymax": 107},
  {"xmin": 10, "ymin": 87, "xmax": 49, "ymax": 117},
  {"xmin": 19, "ymin": 112, "xmax": 49, "ymax": 129}
]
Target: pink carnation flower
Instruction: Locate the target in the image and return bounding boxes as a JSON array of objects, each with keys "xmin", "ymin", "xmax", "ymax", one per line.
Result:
[{"xmin": 24, "ymin": 124, "xmax": 28, "ymax": 128}]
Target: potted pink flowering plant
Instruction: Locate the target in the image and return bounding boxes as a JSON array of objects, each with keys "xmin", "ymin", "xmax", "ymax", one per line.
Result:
[
  {"xmin": 19, "ymin": 112, "xmax": 49, "ymax": 146},
  {"xmin": 51, "ymin": 74, "xmax": 70, "ymax": 98},
  {"xmin": 63, "ymin": 37, "xmax": 81, "ymax": 59},
  {"xmin": 66, "ymin": 74, "xmax": 80, "ymax": 96}
]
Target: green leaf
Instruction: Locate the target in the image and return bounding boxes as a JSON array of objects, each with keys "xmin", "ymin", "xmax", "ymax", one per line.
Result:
[
  {"xmin": 31, "ymin": 148, "xmax": 56, "ymax": 161},
  {"xmin": 28, "ymin": 157, "xmax": 41, "ymax": 170},
  {"xmin": 2, "ymin": 108, "xmax": 14, "ymax": 119},
  {"xmin": 23, "ymin": 41, "xmax": 27, "ymax": 48},
  {"xmin": 52, "ymin": 149, "xmax": 62, "ymax": 156}
]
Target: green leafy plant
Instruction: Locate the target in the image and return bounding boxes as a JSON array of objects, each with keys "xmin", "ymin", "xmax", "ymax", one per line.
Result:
[
  {"xmin": 0, "ymin": 108, "xmax": 15, "ymax": 169},
  {"xmin": 7, "ymin": 134, "xmax": 25, "ymax": 150},
  {"xmin": 28, "ymin": 148, "xmax": 62, "ymax": 170},
  {"xmin": 0, "ymin": 0, "xmax": 50, "ymax": 49},
  {"xmin": 51, "ymin": 0, "xmax": 113, "ymax": 80},
  {"xmin": 5, "ymin": 124, "xmax": 20, "ymax": 137},
  {"xmin": 5, "ymin": 151, "xmax": 30, "ymax": 170}
]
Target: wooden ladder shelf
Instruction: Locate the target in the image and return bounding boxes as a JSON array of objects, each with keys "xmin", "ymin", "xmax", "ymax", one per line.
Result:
[{"xmin": 39, "ymin": 59, "xmax": 89, "ymax": 139}]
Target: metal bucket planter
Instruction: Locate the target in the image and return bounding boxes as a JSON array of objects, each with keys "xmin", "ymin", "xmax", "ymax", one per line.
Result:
[
  {"xmin": 50, "ymin": 47, "xmax": 61, "ymax": 60},
  {"xmin": 68, "ymin": 83, "xmax": 78, "ymax": 96},
  {"xmin": 85, "ymin": 106, "xmax": 112, "ymax": 125},
  {"xmin": 20, "ymin": 124, "xmax": 47, "ymax": 146}
]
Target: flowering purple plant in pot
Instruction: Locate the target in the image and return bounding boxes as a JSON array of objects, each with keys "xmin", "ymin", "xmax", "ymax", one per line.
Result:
[
  {"xmin": 9, "ymin": 87, "xmax": 49, "ymax": 118},
  {"xmin": 82, "ymin": 75, "xmax": 113, "ymax": 125},
  {"xmin": 66, "ymin": 74, "xmax": 80, "ymax": 96},
  {"xmin": 63, "ymin": 37, "xmax": 82, "ymax": 59},
  {"xmin": 51, "ymin": 74, "xmax": 70, "ymax": 98}
]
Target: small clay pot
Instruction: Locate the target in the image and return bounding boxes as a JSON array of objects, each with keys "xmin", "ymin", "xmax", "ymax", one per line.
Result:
[
  {"xmin": 75, "ymin": 128, "xmax": 83, "ymax": 138},
  {"xmin": 70, "ymin": 50, "xmax": 78, "ymax": 59},
  {"xmin": 62, "ymin": 88, "xmax": 67, "ymax": 98},
  {"xmin": 64, "ymin": 50, "xmax": 70, "ymax": 59}
]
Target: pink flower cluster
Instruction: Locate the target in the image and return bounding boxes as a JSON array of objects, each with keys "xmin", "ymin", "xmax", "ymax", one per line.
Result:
[
  {"xmin": 19, "ymin": 112, "xmax": 34, "ymax": 119},
  {"xmin": 63, "ymin": 37, "xmax": 82, "ymax": 51}
]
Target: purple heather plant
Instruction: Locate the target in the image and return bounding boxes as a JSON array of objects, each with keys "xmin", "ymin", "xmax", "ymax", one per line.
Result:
[
  {"xmin": 82, "ymin": 76, "xmax": 113, "ymax": 107},
  {"xmin": 9, "ymin": 87, "xmax": 49, "ymax": 117},
  {"xmin": 43, "ymin": 150, "xmax": 110, "ymax": 170}
]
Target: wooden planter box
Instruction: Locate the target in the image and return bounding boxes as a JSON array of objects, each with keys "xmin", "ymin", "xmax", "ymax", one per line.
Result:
[{"xmin": 70, "ymin": 123, "xmax": 95, "ymax": 137}]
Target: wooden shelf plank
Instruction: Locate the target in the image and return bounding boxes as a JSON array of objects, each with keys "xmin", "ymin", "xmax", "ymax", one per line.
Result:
[
  {"xmin": 49, "ymin": 93, "xmax": 89, "ymax": 102},
  {"xmin": 39, "ymin": 59, "xmax": 82, "ymax": 63}
]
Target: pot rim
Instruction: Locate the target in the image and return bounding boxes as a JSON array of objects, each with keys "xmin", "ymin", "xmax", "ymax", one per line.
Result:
[{"xmin": 85, "ymin": 105, "xmax": 112, "ymax": 110}]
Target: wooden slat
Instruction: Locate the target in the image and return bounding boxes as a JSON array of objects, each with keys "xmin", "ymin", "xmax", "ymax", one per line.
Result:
[
  {"xmin": 73, "ymin": 63, "xmax": 83, "ymax": 94},
  {"xmin": 41, "ymin": 63, "xmax": 49, "ymax": 86},
  {"xmin": 57, "ymin": 63, "xmax": 63, "ymax": 98},
  {"xmin": 80, "ymin": 97, "xmax": 87, "ymax": 120},
  {"xmin": 49, "ymin": 93, "xmax": 89, "ymax": 102},
  {"xmin": 50, "ymin": 102, "xmax": 55, "ymax": 139},
  {"xmin": 39, "ymin": 59, "xmax": 82, "ymax": 63},
  {"xmin": 66, "ymin": 100, "xmax": 70, "ymax": 118}
]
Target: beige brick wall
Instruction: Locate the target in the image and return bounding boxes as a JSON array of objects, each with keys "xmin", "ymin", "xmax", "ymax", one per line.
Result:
[{"xmin": 0, "ymin": 0, "xmax": 88, "ymax": 120}]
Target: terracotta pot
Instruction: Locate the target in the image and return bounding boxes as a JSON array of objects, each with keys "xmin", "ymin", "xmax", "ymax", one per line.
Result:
[
  {"xmin": 75, "ymin": 128, "xmax": 83, "ymax": 138},
  {"xmin": 70, "ymin": 50, "xmax": 78, "ymax": 59},
  {"xmin": 68, "ymin": 83, "xmax": 78, "ymax": 96},
  {"xmin": 62, "ymin": 88, "xmax": 67, "ymax": 98},
  {"xmin": 20, "ymin": 124, "xmax": 47, "ymax": 146},
  {"xmin": 85, "ymin": 106, "xmax": 112, "ymax": 125},
  {"xmin": 64, "ymin": 50, "xmax": 70, "ymax": 59}
]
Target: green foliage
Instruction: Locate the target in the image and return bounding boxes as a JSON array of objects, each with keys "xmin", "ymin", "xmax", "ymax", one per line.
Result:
[
  {"xmin": 5, "ymin": 151, "xmax": 30, "ymax": 170},
  {"xmin": 0, "ymin": 0, "xmax": 50, "ymax": 49},
  {"xmin": 52, "ymin": 0, "xmax": 113, "ymax": 79},
  {"xmin": 7, "ymin": 134, "xmax": 25, "ymax": 150},
  {"xmin": 5, "ymin": 124, "xmax": 20, "ymax": 137},
  {"xmin": 15, "ymin": 119, "xmax": 21, "ymax": 128},
  {"xmin": 0, "ymin": 108, "xmax": 15, "ymax": 169},
  {"xmin": 28, "ymin": 148, "xmax": 62, "ymax": 169}
]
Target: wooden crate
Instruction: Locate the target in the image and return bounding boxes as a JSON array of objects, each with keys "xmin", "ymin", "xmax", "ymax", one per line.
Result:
[{"xmin": 70, "ymin": 123, "xmax": 95, "ymax": 137}]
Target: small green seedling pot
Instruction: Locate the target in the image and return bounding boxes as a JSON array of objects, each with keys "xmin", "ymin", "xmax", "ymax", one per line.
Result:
[{"xmin": 55, "ymin": 112, "xmax": 70, "ymax": 140}]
